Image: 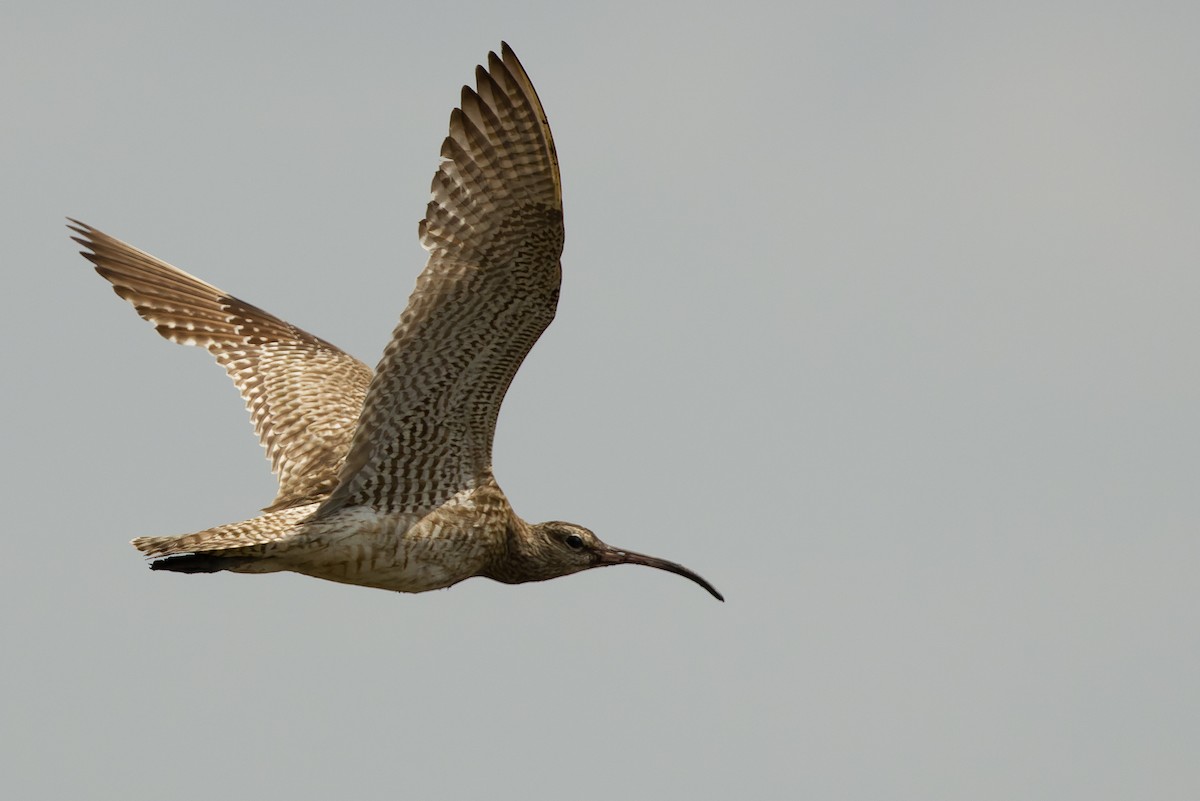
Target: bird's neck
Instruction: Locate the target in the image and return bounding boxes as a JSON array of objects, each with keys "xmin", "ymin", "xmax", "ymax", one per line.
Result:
[{"xmin": 480, "ymin": 515, "xmax": 553, "ymax": 585}]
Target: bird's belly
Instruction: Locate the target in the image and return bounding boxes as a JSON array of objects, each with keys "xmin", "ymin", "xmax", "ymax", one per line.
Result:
[{"xmin": 280, "ymin": 505, "xmax": 499, "ymax": 593}]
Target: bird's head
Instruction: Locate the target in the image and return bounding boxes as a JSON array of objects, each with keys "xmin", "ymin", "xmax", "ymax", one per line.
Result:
[{"xmin": 523, "ymin": 521, "xmax": 724, "ymax": 601}]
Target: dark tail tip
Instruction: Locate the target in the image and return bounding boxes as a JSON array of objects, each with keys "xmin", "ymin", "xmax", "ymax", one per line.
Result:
[{"xmin": 150, "ymin": 554, "xmax": 246, "ymax": 574}]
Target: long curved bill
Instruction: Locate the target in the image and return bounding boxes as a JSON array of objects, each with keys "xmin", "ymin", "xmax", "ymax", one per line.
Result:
[{"xmin": 597, "ymin": 546, "xmax": 724, "ymax": 602}]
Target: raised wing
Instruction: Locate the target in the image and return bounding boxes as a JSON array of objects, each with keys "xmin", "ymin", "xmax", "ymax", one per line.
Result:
[
  {"xmin": 319, "ymin": 43, "xmax": 563, "ymax": 516},
  {"xmin": 70, "ymin": 220, "xmax": 373, "ymax": 510}
]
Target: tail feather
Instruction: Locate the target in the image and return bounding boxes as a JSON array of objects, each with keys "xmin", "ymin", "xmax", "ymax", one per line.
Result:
[{"xmin": 131, "ymin": 504, "xmax": 317, "ymax": 557}]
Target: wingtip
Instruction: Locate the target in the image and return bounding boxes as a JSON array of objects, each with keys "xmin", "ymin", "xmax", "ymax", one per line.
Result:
[{"xmin": 66, "ymin": 217, "xmax": 90, "ymax": 239}]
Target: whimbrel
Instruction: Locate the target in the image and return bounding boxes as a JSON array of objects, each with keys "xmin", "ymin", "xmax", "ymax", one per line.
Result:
[{"xmin": 72, "ymin": 43, "xmax": 723, "ymax": 601}]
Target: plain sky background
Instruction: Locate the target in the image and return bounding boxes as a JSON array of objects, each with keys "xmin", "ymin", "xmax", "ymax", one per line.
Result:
[{"xmin": 4, "ymin": 1, "xmax": 1198, "ymax": 798}]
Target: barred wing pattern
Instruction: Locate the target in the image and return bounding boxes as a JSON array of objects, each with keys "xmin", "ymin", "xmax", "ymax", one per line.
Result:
[
  {"xmin": 320, "ymin": 43, "xmax": 564, "ymax": 517},
  {"xmin": 70, "ymin": 221, "xmax": 373, "ymax": 510}
]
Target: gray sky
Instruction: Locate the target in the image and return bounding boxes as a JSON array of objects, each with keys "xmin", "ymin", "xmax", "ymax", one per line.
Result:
[{"xmin": 4, "ymin": 1, "xmax": 1198, "ymax": 799}]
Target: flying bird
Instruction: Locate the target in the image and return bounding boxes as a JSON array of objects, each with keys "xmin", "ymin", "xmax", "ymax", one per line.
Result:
[{"xmin": 71, "ymin": 43, "xmax": 723, "ymax": 601}]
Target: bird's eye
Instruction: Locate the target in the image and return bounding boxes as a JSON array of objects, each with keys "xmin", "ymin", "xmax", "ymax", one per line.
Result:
[{"xmin": 564, "ymin": 534, "xmax": 584, "ymax": 550}]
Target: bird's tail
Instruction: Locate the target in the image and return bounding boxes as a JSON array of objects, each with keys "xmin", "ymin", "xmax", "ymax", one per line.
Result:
[{"xmin": 131, "ymin": 504, "xmax": 318, "ymax": 571}]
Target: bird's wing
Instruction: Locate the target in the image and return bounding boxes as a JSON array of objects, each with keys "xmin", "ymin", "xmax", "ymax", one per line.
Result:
[
  {"xmin": 71, "ymin": 220, "xmax": 373, "ymax": 510},
  {"xmin": 317, "ymin": 43, "xmax": 563, "ymax": 517}
]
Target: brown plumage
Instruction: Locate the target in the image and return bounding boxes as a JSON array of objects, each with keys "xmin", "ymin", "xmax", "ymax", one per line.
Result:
[{"xmin": 72, "ymin": 43, "xmax": 723, "ymax": 602}]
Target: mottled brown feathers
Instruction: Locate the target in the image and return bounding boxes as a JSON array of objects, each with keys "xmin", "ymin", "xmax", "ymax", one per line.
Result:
[
  {"xmin": 69, "ymin": 220, "xmax": 372, "ymax": 511},
  {"xmin": 318, "ymin": 43, "xmax": 564, "ymax": 517},
  {"xmin": 77, "ymin": 41, "xmax": 562, "ymax": 546}
]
